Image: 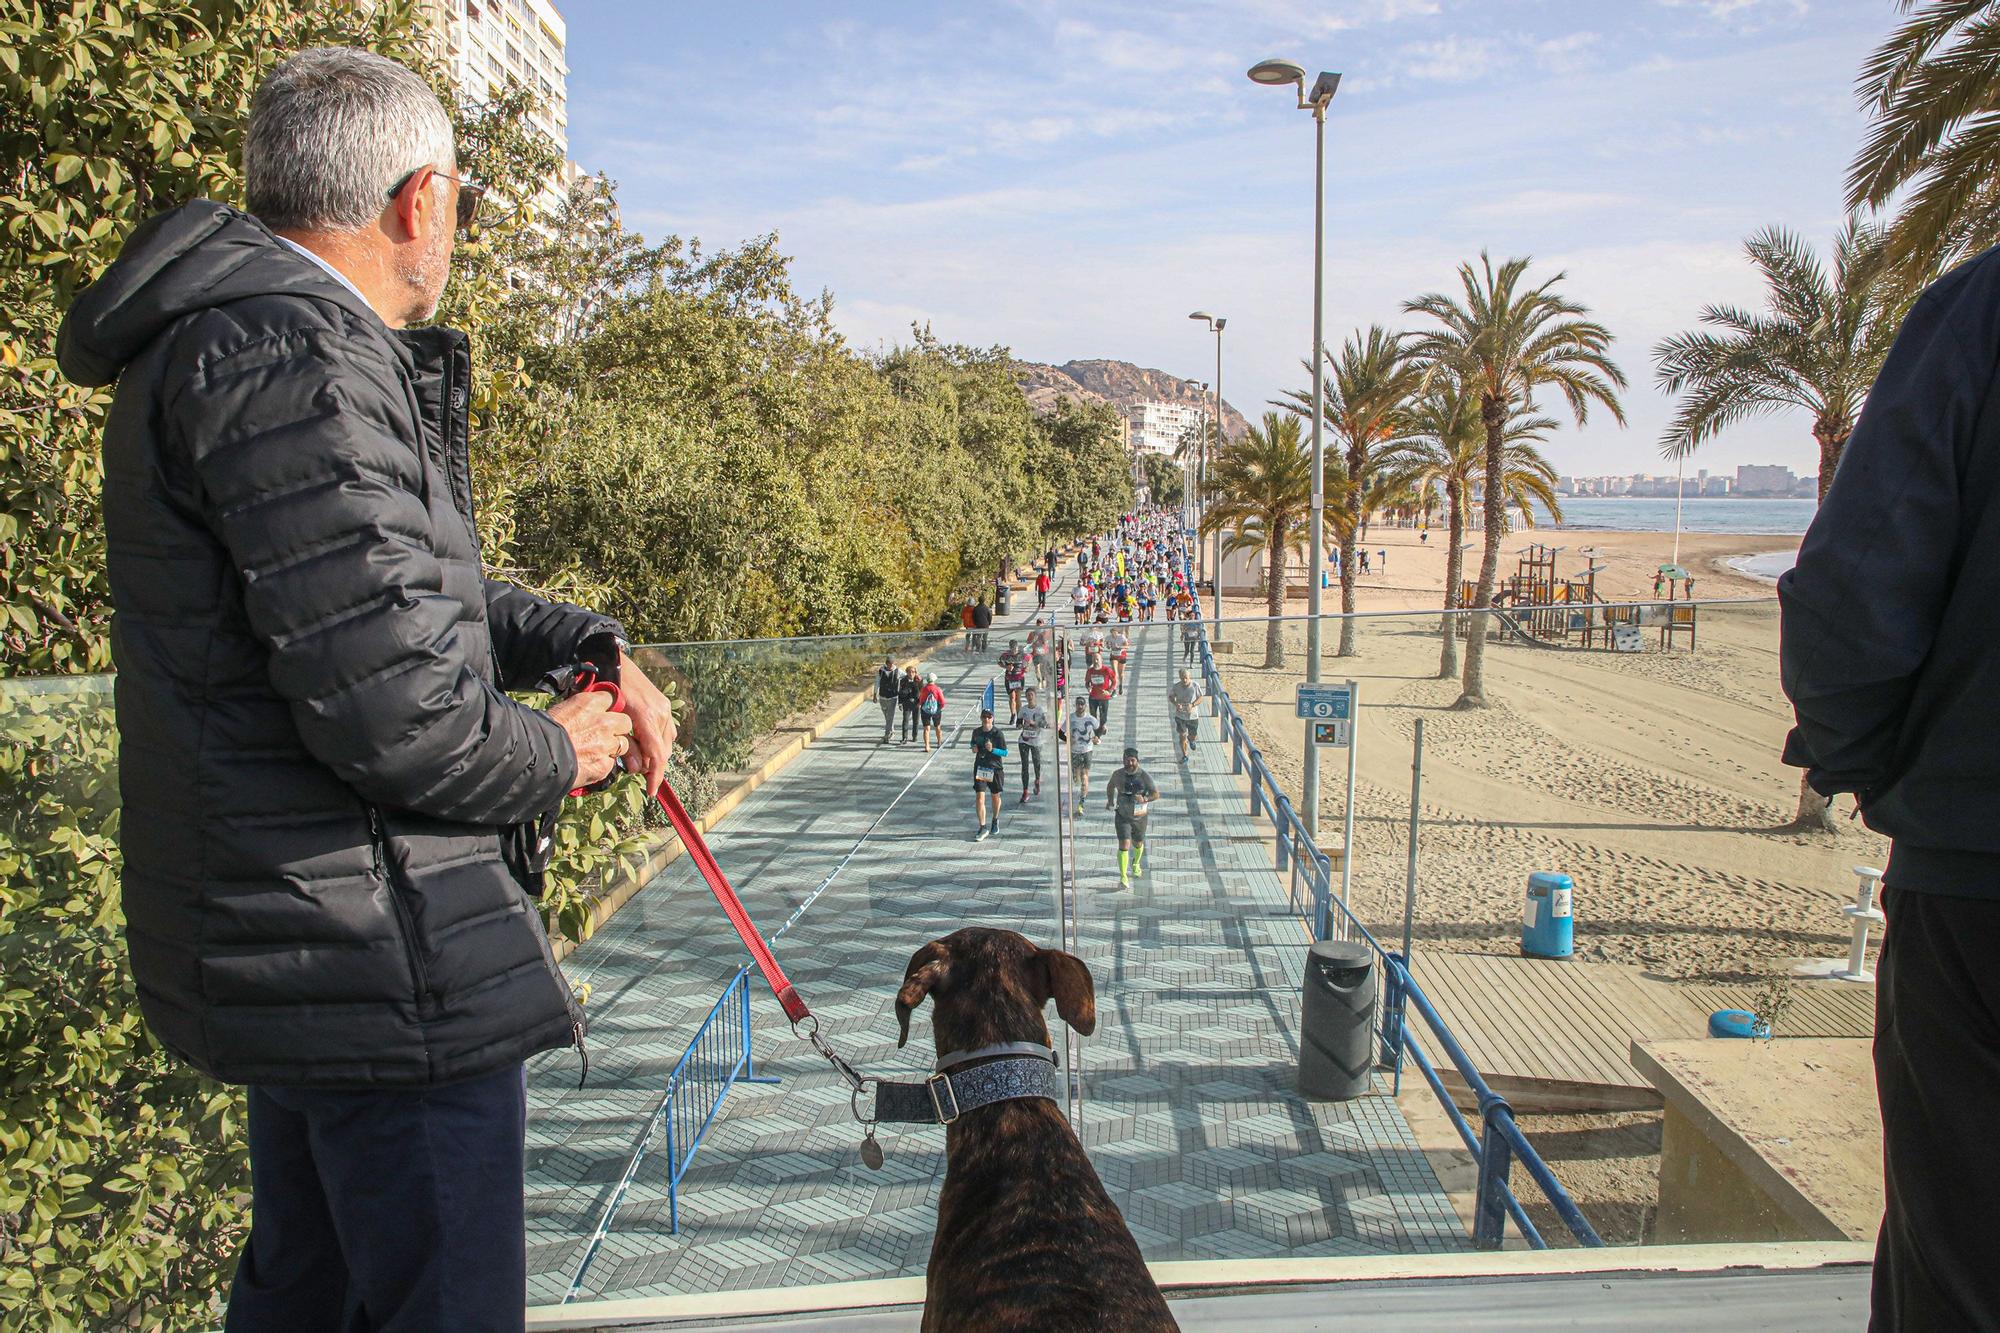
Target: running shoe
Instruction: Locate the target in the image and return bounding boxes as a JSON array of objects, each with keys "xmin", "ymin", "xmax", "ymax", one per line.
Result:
[
  {"xmin": 1019, "ymin": 792, "xmax": 1029, "ymax": 805},
  {"xmin": 975, "ymin": 827, "xmax": 989, "ymax": 842}
]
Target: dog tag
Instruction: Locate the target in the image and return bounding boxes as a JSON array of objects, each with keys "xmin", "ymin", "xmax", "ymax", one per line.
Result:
[{"xmin": 859, "ymin": 1130, "xmax": 885, "ymax": 1171}]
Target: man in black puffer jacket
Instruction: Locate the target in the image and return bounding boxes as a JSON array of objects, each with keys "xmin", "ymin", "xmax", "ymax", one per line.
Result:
[
  {"xmin": 1780, "ymin": 242, "xmax": 2000, "ymax": 1330},
  {"xmin": 55, "ymin": 48, "xmax": 676, "ymax": 1333}
]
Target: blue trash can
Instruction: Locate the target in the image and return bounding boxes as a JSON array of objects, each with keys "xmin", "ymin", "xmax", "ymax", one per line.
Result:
[
  {"xmin": 1521, "ymin": 872, "xmax": 1574, "ymax": 958},
  {"xmin": 1707, "ymin": 1009, "xmax": 1768, "ymax": 1039}
]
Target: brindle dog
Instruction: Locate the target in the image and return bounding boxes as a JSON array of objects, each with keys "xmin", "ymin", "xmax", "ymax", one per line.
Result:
[{"xmin": 896, "ymin": 927, "xmax": 1178, "ymax": 1332}]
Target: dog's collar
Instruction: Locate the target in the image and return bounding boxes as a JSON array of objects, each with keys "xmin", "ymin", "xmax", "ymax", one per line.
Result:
[
  {"xmin": 934, "ymin": 1041, "xmax": 1057, "ymax": 1073},
  {"xmin": 870, "ymin": 1055, "xmax": 1061, "ymax": 1126}
]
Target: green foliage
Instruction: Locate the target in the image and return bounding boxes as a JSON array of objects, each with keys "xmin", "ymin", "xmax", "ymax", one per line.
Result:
[{"xmin": 1139, "ymin": 450, "xmax": 1183, "ymax": 509}]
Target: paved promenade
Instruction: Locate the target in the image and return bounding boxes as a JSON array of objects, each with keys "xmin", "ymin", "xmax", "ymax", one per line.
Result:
[{"xmin": 523, "ymin": 565, "xmax": 1462, "ymax": 1306}]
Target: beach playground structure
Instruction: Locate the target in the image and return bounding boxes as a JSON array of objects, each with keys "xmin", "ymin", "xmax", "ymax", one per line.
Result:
[{"xmin": 1457, "ymin": 544, "xmax": 1699, "ymax": 651}]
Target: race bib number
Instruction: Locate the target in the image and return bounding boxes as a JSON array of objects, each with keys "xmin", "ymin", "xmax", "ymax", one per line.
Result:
[{"xmin": 1131, "ymin": 801, "xmax": 1151, "ymax": 819}]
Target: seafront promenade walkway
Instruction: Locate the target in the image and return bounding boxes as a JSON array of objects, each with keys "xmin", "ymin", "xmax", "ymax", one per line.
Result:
[{"xmin": 522, "ymin": 566, "xmax": 1463, "ymax": 1305}]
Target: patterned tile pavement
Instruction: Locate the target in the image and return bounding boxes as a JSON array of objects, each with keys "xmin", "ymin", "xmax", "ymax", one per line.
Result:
[{"xmin": 523, "ymin": 565, "xmax": 1464, "ymax": 1306}]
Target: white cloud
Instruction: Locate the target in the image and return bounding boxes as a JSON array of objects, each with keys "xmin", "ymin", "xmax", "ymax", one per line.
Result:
[
  {"xmin": 1536, "ymin": 31, "xmax": 1600, "ymax": 74},
  {"xmin": 1396, "ymin": 35, "xmax": 1506, "ymax": 83},
  {"xmin": 1465, "ymin": 190, "xmax": 1635, "ymax": 221}
]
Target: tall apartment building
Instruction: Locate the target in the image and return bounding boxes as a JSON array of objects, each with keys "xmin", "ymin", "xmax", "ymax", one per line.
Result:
[
  {"xmin": 1734, "ymin": 464, "xmax": 1798, "ymax": 496},
  {"xmin": 1128, "ymin": 400, "xmax": 1205, "ymax": 456},
  {"xmin": 423, "ymin": 0, "xmax": 576, "ymax": 212}
]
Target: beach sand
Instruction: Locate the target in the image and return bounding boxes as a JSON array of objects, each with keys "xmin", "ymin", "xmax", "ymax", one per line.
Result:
[{"xmin": 1210, "ymin": 523, "xmax": 1880, "ymax": 985}]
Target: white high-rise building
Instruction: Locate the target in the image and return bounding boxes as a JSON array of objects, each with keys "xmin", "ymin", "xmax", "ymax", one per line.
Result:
[
  {"xmin": 425, "ymin": 0, "xmax": 576, "ymax": 212},
  {"xmin": 1128, "ymin": 401, "xmax": 1205, "ymax": 457}
]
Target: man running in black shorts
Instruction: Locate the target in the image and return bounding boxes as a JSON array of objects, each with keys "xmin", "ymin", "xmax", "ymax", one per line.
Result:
[
  {"xmin": 1016, "ymin": 686, "xmax": 1049, "ymax": 802},
  {"xmin": 970, "ymin": 708, "xmax": 1009, "ymax": 840},
  {"xmin": 1104, "ymin": 745, "xmax": 1160, "ymax": 889}
]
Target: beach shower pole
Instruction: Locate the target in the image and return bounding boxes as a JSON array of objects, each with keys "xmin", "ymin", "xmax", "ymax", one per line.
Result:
[
  {"xmin": 1402, "ymin": 717, "xmax": 1424, "ymax": 968},
  {"xmin": 1249, "ymin": 58, "xmax": 1340, "ymax": 839},
  {"xmin": 1672, "ymin": 451, "xmax": 1687, "ymax": 568},
  {"xmin": 1188, "ymin": 313, "xmax": 1228, "ymax": 626},
  {"xmin": 1340, "ymin": 678, "xmax": 1358, "ymax": 909}
]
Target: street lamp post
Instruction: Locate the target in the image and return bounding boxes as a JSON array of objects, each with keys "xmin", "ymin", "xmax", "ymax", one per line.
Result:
[
  {"xmin": 1249, "ymin": 57, "xmax": 1340, "ymax": 839},
  {"xmin": 1188, "ymin": 312, "xmax": 1226, "ymax": 628}
]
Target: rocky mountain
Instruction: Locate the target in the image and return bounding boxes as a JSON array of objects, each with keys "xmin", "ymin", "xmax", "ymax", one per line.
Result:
[{"xmin": 1013, "ymin": 358, "xmax": 1250, "ymax": 442}]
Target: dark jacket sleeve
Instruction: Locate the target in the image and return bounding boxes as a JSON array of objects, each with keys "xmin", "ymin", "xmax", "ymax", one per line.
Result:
[
  {"xmin": 1779, "ymin": 286, "xmax": 1989, "ymax": 798},
  {"xmin": 173, "ymin": 325, "xmax": 576, "ymax": 824},
  {"xmin": 483, "ymin": 578, "xmax": 622, "ymax": 691}
]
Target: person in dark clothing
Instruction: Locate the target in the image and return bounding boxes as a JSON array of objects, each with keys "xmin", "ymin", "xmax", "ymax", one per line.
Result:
[
  {"xmin": 898, "ymin": 664, "xmax": 923, "ymax": 743},
  {"xmin": 970, "ymin": 710, "xmax": 1009, "ymax": 839},
  {"xmin": 876, "ymin": 657, "xmax": 902, "ymax": 743},
  {"xmin": 1778, "ymin": 242, "xmax": 2000, "ymax": 1333},
  {"xmin": 52, "ymin": 49, "xmax": 678, "ymax": 1332},
  {"xmin": 971, "ymin": 598, "xmax": 993, "ymax": 652}
]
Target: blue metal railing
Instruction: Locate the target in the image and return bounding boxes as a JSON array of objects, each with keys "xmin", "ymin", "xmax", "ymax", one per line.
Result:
[
  {"xmin": 564, "ymin": 966, "xmax": 780, "ymax": 1301},
  {"xmin": 1187, "ymin": 568, "xmax": 1602, "ymax": 1251}
]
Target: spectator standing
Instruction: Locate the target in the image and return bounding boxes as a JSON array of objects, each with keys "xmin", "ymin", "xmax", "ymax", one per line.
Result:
[
  {"xmin": 52, "ymin": 49, "xmax": 679, "ymax": 1331},
  {"xmin": 1035, "ymin": 567, "xmax": 1053, "ymax": 611},
  {"xmin": 919, "ymin": 673, "xmax": 946, "ymax": 751},
  {"xmin": 959, "ymin": 600, "xmax": 976, "ymax": 645},
  {"xmin": 971, "ymin": 598, "xmax": 993, "ymax": 652},
  {"xmin": 1779, "ymin": 248, "xmax": 2000, "ymax": 1333},
  {"xmin": 875, "ymin": 657, "xmax": 901, "ymax": 743},
  {"xmin": 898, "ymin": 665, "xmax": 922, "ymax": 744}
]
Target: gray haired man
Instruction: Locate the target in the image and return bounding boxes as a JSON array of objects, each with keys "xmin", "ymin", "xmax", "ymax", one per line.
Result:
[{"xmin": 57, "ymin": 48, "xmax": 676, "ymax": 1332}]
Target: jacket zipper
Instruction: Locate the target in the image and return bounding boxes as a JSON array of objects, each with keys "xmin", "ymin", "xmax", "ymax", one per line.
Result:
[
  {"xmin": 523, "ymin": 901, "xmax": 591, "ymax": 1087},
  {"xmin": 368, "ymin": 805, "xmax": 437, "ymax": 1012}
]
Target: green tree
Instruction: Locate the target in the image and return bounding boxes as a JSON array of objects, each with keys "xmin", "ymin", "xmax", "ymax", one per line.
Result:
[
  {"xmin": 1203, "ymin": 412, "xmax": 1312, "ymax": 668},
  {"xmin": 1279, "ymin": 326, "xmax": 1425, "ymax": 657},
  {"xmin": 1653, "ymin": 221, "xmax": 1903, "ymax": 831},
  {"xmin": 1405, "ymin": 255, "xmax": 1625, "ymax": 708},
  {"xmin": 1847, "ymin": 0, "xmax": 2000, "ymax": 289},
  {"xmin": 1139, "ymin": 449, "xmax": 1184, "ymax": 510}
]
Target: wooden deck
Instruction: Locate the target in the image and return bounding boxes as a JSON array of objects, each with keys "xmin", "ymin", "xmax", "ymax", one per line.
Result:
[
  {"xmin": 1679, "ymin": 982, "xmax": 1874, "ymax": 1040},
  {"xmin": 1408, "ymin": 953, "xmax": 1710, "ymax": 1112},
  {"xmin": 1405, "ymin": 952, "xmax": 1877, "ymax": 1113}
]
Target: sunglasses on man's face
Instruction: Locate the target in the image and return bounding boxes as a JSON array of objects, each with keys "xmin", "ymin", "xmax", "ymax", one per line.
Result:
[{"xmin": 386, "ymin": 166, "xmax": 485, "ymax": 234}]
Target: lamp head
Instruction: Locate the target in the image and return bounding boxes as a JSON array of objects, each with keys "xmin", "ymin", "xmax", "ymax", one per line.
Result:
[{"xmin": 1247, "ymin": 57, "xmax": 1307, "ymax": 87}]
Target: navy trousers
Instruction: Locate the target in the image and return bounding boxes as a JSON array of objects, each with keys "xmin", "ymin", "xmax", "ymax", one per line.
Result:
[{"xmin": 225, "ymin": 1062, "xmax": 528, "ymax": 1333}]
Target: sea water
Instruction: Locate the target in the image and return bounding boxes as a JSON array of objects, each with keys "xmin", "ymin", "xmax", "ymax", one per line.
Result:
[{"xmin": 1529, "ymin": 497, "xmax": 1817, "ymax": 535}]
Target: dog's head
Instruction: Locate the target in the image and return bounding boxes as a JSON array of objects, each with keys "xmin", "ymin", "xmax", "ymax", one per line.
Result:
[{"xmin": 895, "ymin": 927, "xmax": 1095, "ymax": 1058}]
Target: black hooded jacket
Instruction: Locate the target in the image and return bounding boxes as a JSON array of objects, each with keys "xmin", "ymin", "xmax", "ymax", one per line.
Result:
[
  {"xmin": 57, "ymin": 201, "xmax": 620, "ymax": 1088},
  {"xmin": 1780, "ymin": 243, "xmax": 2000, "ymax": 898}
]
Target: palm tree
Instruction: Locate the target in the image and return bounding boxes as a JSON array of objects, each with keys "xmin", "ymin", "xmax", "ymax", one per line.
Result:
[
  {"xmin": 1405, "ymin": 254, "xmax": 1626, "ymax": 708},
  {"xmin": 1389, "ymin": 376, "xmax": 1560, "ymax": 679},
  {"xmin": 1279, "ymin": 326, "xmax": 1426, "ymax": 656},
  {"xmin": 1848, "ymin": 0, "xmax": 2000, "ymax": 289},
  {"xmin": 1204, "ymin": 412, "xmax": 1312, "ymax": 667},
  {"xmin": 1653, "ymin": 221, "xmax": 1904, "ymax": 832},
  {"xmin": 1654, "ymin": 223, "xmax": 1901, "ymax": 506}
]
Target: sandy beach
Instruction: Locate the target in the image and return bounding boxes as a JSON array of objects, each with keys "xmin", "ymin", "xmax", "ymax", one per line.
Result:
[{"xmin": 1210, "ymin": 524, "xmax": 1881, "ymax": 986}]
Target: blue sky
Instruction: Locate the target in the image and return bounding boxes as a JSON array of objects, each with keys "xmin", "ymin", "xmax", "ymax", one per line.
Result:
[{"xmin": 563, "ymin": 0, "xmax": 1891, "ymax": 480}]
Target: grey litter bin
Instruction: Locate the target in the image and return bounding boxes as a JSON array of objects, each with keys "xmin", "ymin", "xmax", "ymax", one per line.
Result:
[
  {"xmin": 1298, "ymin": 941, "xmax": 1377, "ymax": 1100},
  {"xmin": 996, "ymin": 584, "xmax": 1013, "ymax": 615}
]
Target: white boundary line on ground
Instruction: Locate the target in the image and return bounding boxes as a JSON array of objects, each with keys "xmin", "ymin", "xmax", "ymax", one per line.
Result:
[{"xmin": 523, "ymin": 1241, "xmax": 1874, "ymax": 1328}]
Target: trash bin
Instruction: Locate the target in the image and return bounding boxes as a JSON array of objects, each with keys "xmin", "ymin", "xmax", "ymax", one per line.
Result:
[
  {"xmin": 1298, "ymin": 941, "xmax": 1376, "ymax": 1100},
  {"xmin": 996, "ymin": 584, "xmax": 1012, "ymax": 615},
  {"xmin": 1521, "ymin": 871, "xmax": 1574, "ymax": 958}
]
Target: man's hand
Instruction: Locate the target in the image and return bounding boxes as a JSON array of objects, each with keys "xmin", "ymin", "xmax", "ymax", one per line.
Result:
[
  {"xmin": 617, "ymin": 650, "xmax": 676, "ymax": 799},
  {"xmin": 549, "ymin": 690, "xmax": 633, "ymax": 789}
]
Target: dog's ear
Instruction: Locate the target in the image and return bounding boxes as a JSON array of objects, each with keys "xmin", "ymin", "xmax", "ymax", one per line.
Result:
[
  {"xmin": 895, "ymin": 940, "xmax": 950, "ymax": 1048},
  {"xmin": 1038, "ymin": 948, "xmax": 1096, "ymax": 1036}
]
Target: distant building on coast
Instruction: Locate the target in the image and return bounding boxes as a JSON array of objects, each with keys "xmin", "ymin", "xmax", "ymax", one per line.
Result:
[
  {"xmin": 1555, "ymin": 464, "xmax": 1811, "ymax": 499},
  {"xmin": 1127, "ymin": 400, "xmax": 1205, "ymax": 456}
]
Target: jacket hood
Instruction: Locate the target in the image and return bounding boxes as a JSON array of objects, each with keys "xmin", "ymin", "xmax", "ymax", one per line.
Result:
[{"xmin": 56, "ymin": 200, "xmax": 379, "ymax": 388}]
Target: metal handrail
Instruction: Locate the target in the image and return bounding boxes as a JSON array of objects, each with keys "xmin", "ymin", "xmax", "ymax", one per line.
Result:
[{"xmin": 1186, "ymin": 566, "xmax": 1602, "ymax": 1251}]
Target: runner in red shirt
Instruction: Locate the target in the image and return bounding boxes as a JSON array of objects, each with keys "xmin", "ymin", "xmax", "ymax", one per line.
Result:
[{"xmin": 1085, "ymin": 654, "xmax": 1117, "ymax": 733}]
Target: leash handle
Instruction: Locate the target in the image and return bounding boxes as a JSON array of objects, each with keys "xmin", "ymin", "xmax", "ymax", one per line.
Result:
[
  {"xmin": 653, "ymin": 778, "xmax": 812, "ymax": 1027},
  {"xmin": 565, "ymin": 673, "xmax": 626, "ymax": 798}
]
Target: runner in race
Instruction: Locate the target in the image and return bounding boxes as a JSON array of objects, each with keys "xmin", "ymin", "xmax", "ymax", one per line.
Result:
[
  {"xmin": 970, "ymin": 708, "xmax": 1009, "ymax": 840},
  {"xmin": 999, "ymin": 638, "xmax": 1027, "ymax": 724},
  {"xmin": 1108, "ymin": 624, "xmax": 1131, "ymax": 694},
  {"xmin": 1070, "ymin": 578, "xmax": 1091, "ymax": 624},
  {"xmin": 1085, "ymin": 651, "xmax": 1117, "ymax": 733},
  {"xmin": 1182, "ymin": 614, "xmax": 1201, "ymax": 665},
  {"xmin": 1169, "ymin": 668, "xmax": 1203, "ymax": 761},
  {"xmin": 1064, "ymin": 694, "xmax": 1100, "ymax": 816},
  {"xmin": 1015, "ymin": 686, "xmax": 1049, "ymax": 802},
  {"xmin": 1105, "ymin": 746, "xmax": 1160, "ymax": 889},
  {"xmin": 918, "ymin": 672, "xmax": 946, "ymax": 752}
]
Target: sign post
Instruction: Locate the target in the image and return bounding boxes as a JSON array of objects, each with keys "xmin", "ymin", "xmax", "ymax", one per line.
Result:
[{"xmin": 1296, "ymin": 681, "xmax": 1360, "ymax": 923}]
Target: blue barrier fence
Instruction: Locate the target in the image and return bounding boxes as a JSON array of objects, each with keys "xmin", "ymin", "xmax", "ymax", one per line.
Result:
[
  {"xmin": 1191, "ymin": 592, "xmax": 1603, "ymax": 1251},
  {"xmin": 564, "ymin": 966, "xmax": 780, "ymax": 1301}
]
